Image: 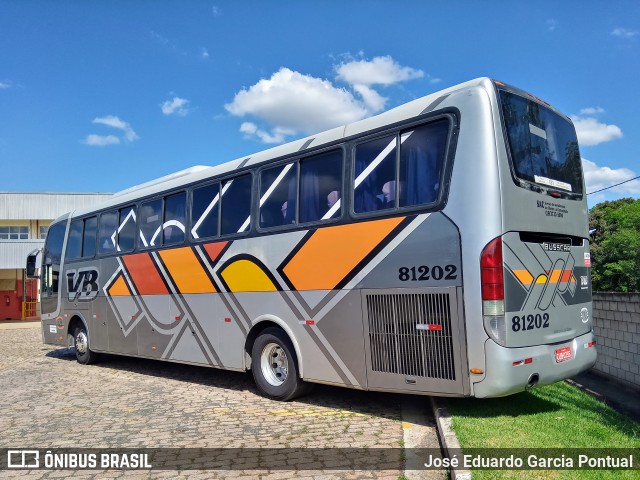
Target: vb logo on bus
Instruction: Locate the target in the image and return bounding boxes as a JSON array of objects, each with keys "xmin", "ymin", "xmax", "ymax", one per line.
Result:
[{"xmin": 67, "ymin": 268, "xmax": 99, "ymax": 302}]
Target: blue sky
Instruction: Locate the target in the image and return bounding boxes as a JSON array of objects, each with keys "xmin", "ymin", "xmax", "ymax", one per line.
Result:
[{"xmin": 1, "ymin": 1, "xmax": 639, "ymax": 208}]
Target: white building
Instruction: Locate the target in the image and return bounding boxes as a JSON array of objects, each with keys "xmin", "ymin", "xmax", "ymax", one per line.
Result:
[{"xmin": 0, "ymin": 192, "xmax": 112, "ymax": 320}]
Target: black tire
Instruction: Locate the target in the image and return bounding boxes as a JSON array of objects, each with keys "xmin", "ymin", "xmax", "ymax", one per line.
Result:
[
  {"xmin": 73, "ymin": 325, "xmax": 98, "ymax": 365},
  {"xmin": 251, "ymin": 327, "xmax": 307, "ymax": 401}
]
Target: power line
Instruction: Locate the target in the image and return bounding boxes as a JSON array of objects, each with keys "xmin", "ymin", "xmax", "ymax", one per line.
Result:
[{"xmin": 587, "ymin": 174, "xmax": 640, "ymax": 195}]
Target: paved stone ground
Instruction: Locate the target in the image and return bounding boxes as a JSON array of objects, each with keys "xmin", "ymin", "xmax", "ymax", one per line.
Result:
[{"xmin": 0, "ymin": 323, "xmax": 445, "ymax": 480}]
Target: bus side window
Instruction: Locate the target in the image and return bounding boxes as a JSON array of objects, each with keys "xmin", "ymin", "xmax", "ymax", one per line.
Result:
[
  {"xmin": 82, "ymin": 217, "xmax": 97, "ymax": 258},
  {"xmin": 299, "ymin": 149, "xmax": 342, "ymax": 223},
  {"xmin": 41, "ymin": 222, "xmax": 66, "ymax": 299},
  {"xmin": 354, "ymin": 134, "xmax": 397, "ymax": 213},
  {"xmin": 191, "ymin": 183, "xmax": 220, "ymax": 240},
  {"xmin": 98, "ymin": 211, "xmax": 117, "ymax": 254},
  {"xmin": 139, "ymin": 200, "xmax": 162, "ymax": 248},
  {"xmin": 117, "ymin": 206, "xmax": 136, "ymax": 252},
  {"xmin": 259, "ymin": 162, "xmax": 297, "ymax": 228},
  {"xmin": 164, "ymin": 192, "xmax": 186, "ymax": 246},
  {"xmin": 220, "ymin": 174, "xmax": 252, "ymax": 236},
  {"xmin": 65, "ymin": 220, "xmax": 83, "ymax": 261},
  {"xmin": 399, "ymin": 120, "xmax": 449, "ymax": 207}
]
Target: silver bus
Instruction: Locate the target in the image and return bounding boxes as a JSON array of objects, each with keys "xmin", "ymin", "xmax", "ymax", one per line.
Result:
[{"xmin": 29, "ymin": 78, "xmax": 596, "ymax": 400}]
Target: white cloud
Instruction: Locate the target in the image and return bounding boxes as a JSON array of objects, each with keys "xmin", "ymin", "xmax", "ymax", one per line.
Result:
[
  {"xmin": 240, "ymin": 122, "xmax": 295, "ymax": 144},
  {"xmin": 546, "ymin": 19, "xmax": 558, "ymax": 31},
  {"xmin": 0, "ymin": 81, "xmax": 11, "ymax": 89},
  {"xmin": 226, "ymin": 56, "xmax": 428, "ymax": 144},
  {"xmin": 93, "ymin": 115, "xmax": 139, "ymax": 142},
  {"xmin": 83, "ymin": 115, "xmax": 139, "ymax": 146},
  {"xmin": 571, "ymin": 107, "xmax": 622, "ymax": 147},
  {"xmin": 572, "ymin": 116, "xmax": 623, "ymax": 146},
  {"xmin": 579, "ymin": 107, "xmax": 605, "ymax": 116},
  {"xmin": 582, "ymin": 158, "xmax": 640, "ymax": 195},
  {"xmin": 335, "ymin": 55, "xmax": 424, "ymax": 86},
  {"xmin": 161, "ymin": 97, "xmax": 190, "ymax": 116},
  {"xmin": 351, "ymin": 84, "xmax": 387, "ymax": 112},
  {"xmin": 225, "ymin": 67, "xmax": 370, "ymax": 141},
  {"xmin": 82, "ymin": 134, "xmax": 121, "ymax": 147},
  {"xmin": 611, "ymin": 28, "xmax": 639, "ymax": 39},
  {"xmin": 201, "ymin": 48, "xmax": 210, "ymax": 60}
]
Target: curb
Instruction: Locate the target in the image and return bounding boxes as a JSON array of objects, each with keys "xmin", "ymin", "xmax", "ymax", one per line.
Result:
[{"xmin": 430, "ymin": 397, "xmax": 472, "ymax": 480}]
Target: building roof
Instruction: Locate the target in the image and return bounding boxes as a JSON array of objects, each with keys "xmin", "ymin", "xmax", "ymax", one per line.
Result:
[{"xmin": 0, "ymin": 192, "xmax": 112, "ymax": 220}]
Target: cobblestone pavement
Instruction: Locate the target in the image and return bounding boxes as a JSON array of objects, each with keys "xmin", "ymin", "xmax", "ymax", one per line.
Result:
[{"xmin": 0, "ymin": 324, "xmax": 445, "ymax": 480}]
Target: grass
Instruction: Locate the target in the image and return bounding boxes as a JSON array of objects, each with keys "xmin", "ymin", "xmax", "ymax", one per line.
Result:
[{"xmin": 442, "ymin": 381, "xmax": 640, "ymax": 479}]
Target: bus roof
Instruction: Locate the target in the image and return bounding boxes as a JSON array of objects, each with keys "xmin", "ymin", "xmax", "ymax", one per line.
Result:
[{"xmin": 69, "ymin": 77, "xmax": 494, "ymax": 220}]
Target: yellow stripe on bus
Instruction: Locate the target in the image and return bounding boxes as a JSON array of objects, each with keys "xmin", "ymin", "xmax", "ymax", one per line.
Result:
[{"xmin": 220, "ymin": 259, "xmax": 278, "ymax": 292}]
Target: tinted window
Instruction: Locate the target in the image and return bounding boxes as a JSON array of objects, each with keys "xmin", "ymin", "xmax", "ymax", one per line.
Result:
[
  {"xmin": 192, "ymin": 183, "xmax": 220, "ymax": 240},
  {"xmin": 399, "ymin": 121, "xmax": 449, "ymax": 207},
  {"xmin": 42, "ymin": 222, "xmax": 66, "ymax": 297},
  {"xmin": 221, "ymin": 174, "xmax": 252, "ymax": 236},
  {"xmin": 82, "ymin": 217, "xmax": 97, "ymax": 258},
  {"xmin": 354, "ymin": 135, "xmax": 397, "ymax": 213},
  {"xmin": 98, "ymin": 211, "xmax": 117, "ymax": 254},
  {"xmin": 117, "ymin": 206, "xmax": 136, "ymax": 252},
  {"xmin": 300, "ymin": 150, "xmax": 342, "ymax": 223},
  {"xmin": 500, "ymin": 90, "xmax": 583, "ymax": 194},
  {"xmin": 65, "ymin": 220, "xmax": 83, "ymax": 260},
  {"xmin": 259, "ymin": 163, "xmax": 297, "ymax": 228},
  {"xmin": 139, "ymin": 199, "xmax": 162, "ymax": 248},
  {"xmin": 164, "ymin": 192, "xmax": 186, "ymax": 246}
]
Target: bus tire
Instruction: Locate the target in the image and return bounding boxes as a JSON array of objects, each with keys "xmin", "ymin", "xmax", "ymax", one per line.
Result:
[
  {"xmin": 251, "ymin": 327, "xmax": 306, "ymax": 401},
  {"xmin": 73, "ymin": 324, "xmax": 97, "ymax": 365}
]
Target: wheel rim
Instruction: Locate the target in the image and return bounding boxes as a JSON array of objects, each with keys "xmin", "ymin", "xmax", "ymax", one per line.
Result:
[
  {"xmin": 260, "ymin": 342, "xmax": 288, "ymax": 387},
  {"xmin": 75, "ymin": 330, "xmax": 88, "ymax": 354}
]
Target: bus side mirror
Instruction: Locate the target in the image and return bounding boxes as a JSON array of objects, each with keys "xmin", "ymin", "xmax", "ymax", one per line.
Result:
[{"xmin": 26, "ymin": 249, "xmax": 41, "ymax": 278}]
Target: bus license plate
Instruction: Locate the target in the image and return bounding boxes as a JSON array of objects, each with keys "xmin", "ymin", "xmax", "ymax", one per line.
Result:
[{"xmin": 555, "ymin": 347, "xmax": 572, "ymax": 363}]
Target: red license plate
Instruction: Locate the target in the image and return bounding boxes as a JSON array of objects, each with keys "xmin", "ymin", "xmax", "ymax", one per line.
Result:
[{"xmin": 555, "ymin": 346, "xmax": 572, "ymax": 363}]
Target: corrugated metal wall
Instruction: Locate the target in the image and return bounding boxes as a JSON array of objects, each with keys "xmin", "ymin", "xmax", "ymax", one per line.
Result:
[
  {"xmin": 0, "ymin": 193, "xmax": 112, "ymax": 220},
  {"xmin": 0, "ymin": 240, "xmax": 44, "ymax": 269}
]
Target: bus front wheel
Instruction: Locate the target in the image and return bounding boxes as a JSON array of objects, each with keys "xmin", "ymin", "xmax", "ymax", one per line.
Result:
[
  {"xmin": 73, "ymin": 325, "xmax": 97, "ymax": 365},
  {"xmin": 251, "ymin": 328, "xmax": 306, "ymax": 401}
]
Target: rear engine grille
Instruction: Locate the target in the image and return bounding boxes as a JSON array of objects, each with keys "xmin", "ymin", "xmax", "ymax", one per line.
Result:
[{"xmin": 366, "ymin": 293, "xmax": 455, "ymax": 380}]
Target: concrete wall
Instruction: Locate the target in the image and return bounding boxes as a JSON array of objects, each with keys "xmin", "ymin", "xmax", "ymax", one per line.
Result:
[{"xmin": 592, "ymin": 292, "xmax": 640, "ymax": 390}]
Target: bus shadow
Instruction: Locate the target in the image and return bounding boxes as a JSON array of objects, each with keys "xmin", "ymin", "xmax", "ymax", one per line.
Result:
[
  {"xmin": 46, "ymin": 347, "xmax": 419, "ymax": 425},
  {"xmin": 443, "ymin": 390, "xmax": 561, "ymax": 418}
]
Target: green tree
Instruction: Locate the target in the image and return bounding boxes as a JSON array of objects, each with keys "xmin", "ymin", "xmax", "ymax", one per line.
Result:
[{"xmin": 589, "ymin": 198, "xmax": 640, "ymax": 292}]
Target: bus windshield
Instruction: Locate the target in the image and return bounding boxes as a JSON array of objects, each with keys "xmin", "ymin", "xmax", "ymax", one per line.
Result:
[{"xmin": 499, "ymin": 90, "xmax": 583, "ymax": 195}]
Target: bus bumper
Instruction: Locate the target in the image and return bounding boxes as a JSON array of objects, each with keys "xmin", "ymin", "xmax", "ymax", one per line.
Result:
[{"xmin": 473, "ymin": 331, "xmax": 597, "ymax": 398}]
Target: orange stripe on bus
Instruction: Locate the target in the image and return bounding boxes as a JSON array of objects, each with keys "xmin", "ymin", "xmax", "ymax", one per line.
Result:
[
  {"xmin": 122, "ymin": 253, "xmax": 169, "ymax": 295},
  {"xmin": 512, "ymin": 269, "xmax": 575, "ymax": 285},
  {"xmin": 159, "ymin": 247, "xmax": 216, "ymax": 294},
  {"xmin": 108, "ymin": 274, "xmax": 131, "ymax": 297},
  {"xmin": 203, "ymin": 241, "xmax": 229, "ymax": 264},
  {"xmin": 282, "ymin": 217, "xmax": 405, "ymax": 291},
  {"xmin": 549, "ymin": 269, "xmax": 562, "ymax": 284},
  {"xmin": 561, "ymin": 270, "xmax": 574, "ymax": 283},
  {"xmin": 513, "ymin": 270, "xmax": 534, "ymax": 285}
]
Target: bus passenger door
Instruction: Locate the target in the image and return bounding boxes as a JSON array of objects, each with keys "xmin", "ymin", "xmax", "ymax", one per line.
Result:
[{"xmin": 90, "ymin": 296, "xmax": 109, "ymax": 351}]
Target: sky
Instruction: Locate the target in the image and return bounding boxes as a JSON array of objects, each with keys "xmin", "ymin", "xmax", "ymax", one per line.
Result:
[{"xmin": 1, "ymin": 1, "xmax": 639, "ymax": 208}]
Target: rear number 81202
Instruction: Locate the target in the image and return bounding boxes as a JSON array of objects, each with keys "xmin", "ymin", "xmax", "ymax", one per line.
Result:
[{"xmin": 512, "ymin": 313, "xmax": 550, "ymax": 332}]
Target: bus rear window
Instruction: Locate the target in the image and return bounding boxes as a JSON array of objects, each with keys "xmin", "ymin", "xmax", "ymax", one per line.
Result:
[{"xmin": 499, "ymin": 90, "xmax": 583, "ymax": 195}]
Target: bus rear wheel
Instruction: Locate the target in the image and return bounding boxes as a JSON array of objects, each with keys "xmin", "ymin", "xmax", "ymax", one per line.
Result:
[
  {"xmin": 73, "ymin": 325, "xmax": 97, "ymax": 365},
  {"xmin": 251, "ymin": 328, "xmax": 306, "ymax": 401}
]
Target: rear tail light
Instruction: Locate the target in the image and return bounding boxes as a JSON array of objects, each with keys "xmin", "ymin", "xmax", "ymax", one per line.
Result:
[{"xmin": 481, "ymin": 237, "xmax": 506, "ymax": 345}]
